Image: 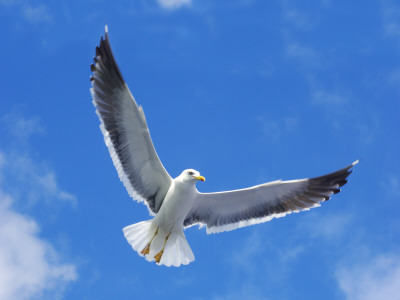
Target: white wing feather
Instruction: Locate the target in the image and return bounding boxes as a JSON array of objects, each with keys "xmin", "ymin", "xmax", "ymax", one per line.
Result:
[
  {"xmin": 185, "ymin": 161, "xmax": 358, "ymax": 233},
  {"xmin": 90, "ymin": 28, "xmax": 172, "ymax": 214}
]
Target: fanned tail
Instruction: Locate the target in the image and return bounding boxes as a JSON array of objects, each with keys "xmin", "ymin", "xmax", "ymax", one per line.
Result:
[
  {"xmin": 123, "ymin": 220, "xmax": 195, "ymax": 267},
  {"xmin": 123, "ymin": 220, "xmax": 156, "ymax": 254}
]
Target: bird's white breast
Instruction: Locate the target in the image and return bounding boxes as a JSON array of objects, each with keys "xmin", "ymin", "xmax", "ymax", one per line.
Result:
[{"xmin": 153, "ymin": 180, "xmax": 197, "ymax": 232}]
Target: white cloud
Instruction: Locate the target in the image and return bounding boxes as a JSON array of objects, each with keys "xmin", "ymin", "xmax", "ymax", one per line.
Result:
[
  {"xmin": 0, "ymin": 190, "xmax": 77, "ymax": 300},
  {"xmin": 228, "ymin": 230, "xmax": 265, "ymax": 272},
  {"xmin": 257, "ymin": 115, "xmax": 298, "ymax": 140},
  {"xmin": 281, "ymin": 1, "xmax": 313, "ymax": 30},
  {"xmin": 336, "ymin": 253, "xmax": 400, "ymax": 300},
  {"xmin": 385, "ymin": 21, "xmax": 400, "ymax": 37},
  {"xmin": 0, "ymin": 113, "xmax": 77, "ymax": 299},
  {"xmin": 284, "ymin": 9, "xmax": 309, "ymax": 28},
  {"xmin": 389, "ymin": 69, "xmax": 400, "ymax": 88},
  {"xmin": 0, "ymin": 0, "xmax": 52, "ymax": 23},
  {"xmin": 2, "ymin": 113, "xmax": 45, "ymax": 143},
  {"xmin": 284, "ymin": 42, "xmax": 325, "ymax": 70},
  {"xmin": 381, "ymin": 175, "xmax": 400, "ymax": 198},
  {"xmin": 0, "ymin": 0, "xmax": 15, "ymax": 5},
  {"xmin": 227, "ymin": 228, "xmax": 305, "ymax": 281},
  {"xmin": 0, "ymin": 114, "xmax": 76, "ymax": 206},
  {"xmin": 298, "ymin": 213, "xmax": 353, "ymax": 242},
  {"xmin": 22, "ymin": 4, "xmax": 52, "ymax": 23},
  {"xmin": 381, "ymin": 1, "xmax": 400, "ymax": 38},
  {"xmin": 312, "ymin": 89, "xmax": 349, "ymax": 105},
  {"xmin": 157, "ymin": 0, "xmax": 191, "ymax": 10},
  {"xmin": 286, "ymin": 43, "xmax": 317, "ymax": 60},
  {"xmin": 212, "ymin": 283, "xmax": 270, "ymax": 300},
  {"xmin": 0, "ymin": 152, "xmax": 77, "ymax": 206}
]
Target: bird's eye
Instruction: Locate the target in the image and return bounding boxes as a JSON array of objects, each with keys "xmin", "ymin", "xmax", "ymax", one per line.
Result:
[{"xmin": 188, "ymin": 171, "xmax": 194, "ymax": 176}]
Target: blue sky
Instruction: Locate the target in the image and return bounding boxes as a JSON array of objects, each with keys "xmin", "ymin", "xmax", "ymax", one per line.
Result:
[{"xmin": 0, "ymin": 0, "xmax": 399, "ymax": 299}]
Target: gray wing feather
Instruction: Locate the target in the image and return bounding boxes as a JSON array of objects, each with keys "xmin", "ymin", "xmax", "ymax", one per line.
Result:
[
  {"xmin": 90, "ymin": 27, "xmax": 172, "ymax": 214},
  {"xmin": 184, "ymin": 161, "xmax": 358, "ymax": 233}
]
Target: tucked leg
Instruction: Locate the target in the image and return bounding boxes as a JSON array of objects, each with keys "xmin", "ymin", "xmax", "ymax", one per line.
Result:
[
  {"xmin": 141, "ymin": 227, "xmax": 159, "ymax": 255},
  {"xmin": 154, "ymin": 233, "xmax": 171, "ymax": 263}
]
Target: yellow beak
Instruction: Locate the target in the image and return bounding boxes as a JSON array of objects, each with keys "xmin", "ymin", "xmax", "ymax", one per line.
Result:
[{"xmin": 194, "ymin": 175, "xmax": 206, "ymax": 182}]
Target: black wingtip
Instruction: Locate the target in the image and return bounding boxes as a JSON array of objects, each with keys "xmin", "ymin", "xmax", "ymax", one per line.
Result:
[{"xmin": 306, "ymin": 160, "xmax": 359, "ymax": 203}]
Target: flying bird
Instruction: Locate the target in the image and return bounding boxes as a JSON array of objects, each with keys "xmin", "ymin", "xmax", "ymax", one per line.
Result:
[{"xmin": 90, "ymin": 26, "xmax": 358, "ymax": 267}]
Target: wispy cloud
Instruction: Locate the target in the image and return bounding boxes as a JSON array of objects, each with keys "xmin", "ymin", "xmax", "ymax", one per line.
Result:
[
  {"xmin": 2, "ymin": 113, "xmax": 45, "ymax": 144},
  {"xmin": 212, "ymin": 283, "xmax": 270, "ymax": 300},
  {"xmin": 22, "ymin": 4, "xmax": 52, "ymax": 23},
  {"xmin": 257, "ymin": 115, "xmax": 298, "ymax": 140},
  {"xmin": 157, "ymin": 0, "xmax": 191, "ymax": 10},
  {"xmin": 285, "ymin": 42, "xmax": 318, "ymax": 60},
  {"xmin": 336, "ymin": 253, "xmax": 400, "ymax": 300},
  {"xmin": 381, "ymin": 0, "xmax": 400, "ymax": 38},
  {"xmin": 0, "ymin": 114, "xmax": 76, "ymax": 206},
  {"xmin": 284, "ymin": 42, "xmax": 325, "ymax": 70},
  {"xmin": 0, "ymin": 152, "xmax": 77, "ymax": 206},
  {"xmin": 281, "ymin": 1, "xmax": 313, "ymax": 30},
  {"xmin": 312, "ymin": 89, "xmax": 349, "ymax": 106},
  {"xmin": 219, "ymin": 231, "xmax": 274, "ymax": 300},
  {"xmin": 0, "ymin": 190, "xmax": 77, "ymax": 300},
  {"xmin": 297, "ymin": 213, "xmax": 353, "ymax": 243},
  {"xmin": 0, "ymin": 0, "xmax": 52, "ymax": 23},
  {"xmin": 0, "ymin": 113, "xmax": 77, "ymax": 298},
  {"xmin": 228, "ymin": 230, "xmax": 265, "ymax": 272},
  {"xmin": 388, "ymin": 69, "xmax": 400, "ymax": 89},
  {"xmin": 227, "ymin": 228, "xmax": 306, "ymax": 284},
  {"xmin": 381, "ymin": 175, "xmax": 400, "ymax": 198}
]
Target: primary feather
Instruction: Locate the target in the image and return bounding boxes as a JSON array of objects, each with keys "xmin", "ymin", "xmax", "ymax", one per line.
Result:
[
  {"xmin": 90, "ymin": 27, "xmax": 172, "ymax": 215},
  {"xmin": 185, "ymin": 161, "xmax": 358, "ymax": 234}
]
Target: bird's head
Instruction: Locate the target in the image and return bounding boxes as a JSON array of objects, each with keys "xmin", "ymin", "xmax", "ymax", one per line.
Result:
[{"xmin": 180, "ymin": 169, "xmax": 206, "ymax": 183}]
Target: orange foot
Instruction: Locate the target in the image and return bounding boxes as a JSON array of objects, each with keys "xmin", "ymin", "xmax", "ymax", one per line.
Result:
[
  {"xmin": 154, "ymin": 249, "xmax": 164, "ymax": 263},
  {"xmin": 141, "ymin": 244, "xmax": 150, "ymax": 255}
]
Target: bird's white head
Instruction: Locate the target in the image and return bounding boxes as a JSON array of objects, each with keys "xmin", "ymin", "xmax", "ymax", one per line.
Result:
[{"xmin": 179, "ymin": 169, "xmax": 206, "ymax": 183}]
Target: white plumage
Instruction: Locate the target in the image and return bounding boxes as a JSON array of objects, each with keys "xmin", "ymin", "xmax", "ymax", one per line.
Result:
[{"xmin": 90, "ymin": 26, "xmax": 358, "ymax": 267}]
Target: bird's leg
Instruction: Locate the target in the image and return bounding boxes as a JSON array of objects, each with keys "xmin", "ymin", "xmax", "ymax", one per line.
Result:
[
  {"xmin": 141, "ymin": 227, "xmax": 159, "ymax": 255},
  {"xmin": 154, "ymin": 232, "xmax": 171, "ymax": 263}
]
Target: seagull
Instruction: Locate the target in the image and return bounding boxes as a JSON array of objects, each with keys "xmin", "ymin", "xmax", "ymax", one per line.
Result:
[{"xmin": 90, "ymin": 26, "xmax": 358, "ymax": 267}]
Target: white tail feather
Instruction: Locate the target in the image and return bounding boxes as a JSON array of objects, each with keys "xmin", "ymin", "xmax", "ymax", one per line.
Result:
[{"xmin": 123, "ymin": 220, "xmax": 195, "ymax": 267}]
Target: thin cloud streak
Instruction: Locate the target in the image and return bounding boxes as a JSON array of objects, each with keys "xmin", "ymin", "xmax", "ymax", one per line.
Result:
[
  {"xmin": 22, "ymin": 4, "xmax": 52, "ymax": 23},
  {"xmin": 281, "ymin": 1, "xmax": 313, "ymax": 30},
  {"xmin": 381, "ymin": 0, "xmax": 400, "ymax": 38},
  {"xmin": 0, "ymin": 0, "xmax": 52, "ymax": 23},
  {"xmin": 157, "ymin": 0, "xmax": 191, "ymax": 10},
  {"xmin": 312, "ymin": 90, "xmax": 349, "ymax": 106},
  {"xmin": 257, "ymin": 115, "xmax": 298, "ymax": 140},
  {"xmin": 0, "ymin": 114, "xmax": 76, "ymax": 206},
  {"xmin": 0, "ymin": 152, "xmax": 77, "ymax": 207},
  {"xmin": 2, "ymin": 113, "xmax": 45, "ymax": 144}
]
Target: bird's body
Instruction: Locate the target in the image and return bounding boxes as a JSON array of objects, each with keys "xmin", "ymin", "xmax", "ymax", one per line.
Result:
[
  {"xmin": 90, "ymin": 26, "xmax": 358, "ymax": 267},
  {"xmin": 154, "ymin": 174, "xmax": 198, "ymax": 232},
  {"xmin": 123, "ymin": 170, "xmax": 201, "ymax": 266}
]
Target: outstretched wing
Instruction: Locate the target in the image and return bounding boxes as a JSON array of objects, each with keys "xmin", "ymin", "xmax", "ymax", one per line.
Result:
[
  {"xmin": 185, "ymin": 161, "xmax": 358, "ymax": 233},
  {"xmin": 90, "ymin": 26, "xmax": 172, "ymax": 214}
]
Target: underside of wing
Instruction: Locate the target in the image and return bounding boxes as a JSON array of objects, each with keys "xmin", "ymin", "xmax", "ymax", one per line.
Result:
[
  {"xmin": 184, "ymin": 161, "xmax": 358, "ymax": 233},
  {"xmin": 90, "ymin": 26, "xmax": 172, "ymax": 214}
]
